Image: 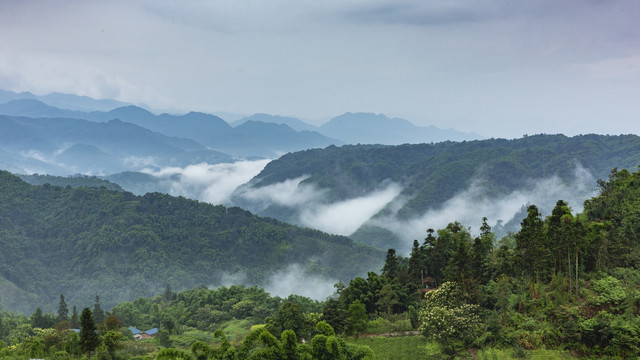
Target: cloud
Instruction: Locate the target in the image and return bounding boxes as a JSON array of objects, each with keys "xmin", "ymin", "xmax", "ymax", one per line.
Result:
[
  {"xmin": 379, "ymin": 164, "xmax": 597, "ymax": 249},
  {"xmin": 299, "ymin": 183, "xmax": 403, "ymax": 236},
  {"xmin": 142, "ymin": 159, "xmax": 271, "ymax": 205},
  {"xmin": 236, "ymin": 178, "xmax": 403, "ymax": 236},
  {"xmin": 262, "ymin": 264, "xmax": 337, "ymax": 301},
  {"xmin": 238, "ymin": 176, "xmax": 324, "ymax": 209}
]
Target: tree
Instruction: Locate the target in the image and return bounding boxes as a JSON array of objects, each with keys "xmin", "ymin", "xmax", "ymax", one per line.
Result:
[
  {"xmin": 157, "ymin": 329, "xmax": 172, "ymax": 348},
  {"xmin": 515, "ymin": 205, "xmax": 546, "ymax": 279},
  {"xmin": 103, "ymin": 330, "xmax": 122, "ymax": 358},
  {"xmin": 79, "ymin": 307, "xmax": 99, "ymax": 354},
  {"xmin": 266, "ymin": 302, "xmax": 312, "ymax": 341},
  {"xmin": 93, "ymin": 295, "xmax": 105, "ymax": 325},
  {"xmin": 381, "ymin": 248, "xmax": 399, "ymax": 280},
  {"xmin": 418, "ymin": 282, "xmax": 481, "ymax": 354},
  {"xmin": 104, "ymin": 315, "xmax": 121, "ymax": 331},
  {"xmin": 57, "ymin": 294, "xmax": 68, "ymax": 322},
  {"xmin": 31, "ymin": 307, "xmax": 45, "ymax": 328},
  {"xmin": 346, "ymin": 300, "xmax": 368, "ymax": 335},
  {"xmin": 163, "ymin": 283, "xmax": 174, "ymax": 302},
  {"xmin": 472, "ymin": 217, "xmax": 495, "ymax": 283},
  {"xmin": 70, "ymin": 306, "xmax": 79, "ymax": 329}
]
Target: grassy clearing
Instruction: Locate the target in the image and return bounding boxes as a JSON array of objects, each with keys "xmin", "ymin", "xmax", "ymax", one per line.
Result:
[
  {"xmin": 349, "ymin": 336, "xmax": 582, "ymax": 360},
  {"xmin": 477, "ymin": 348, "xmax": 575, "ymax": 360},
  {"xmin": 348, "ymin": 336, "xmax": 439, "ymax": 360}
]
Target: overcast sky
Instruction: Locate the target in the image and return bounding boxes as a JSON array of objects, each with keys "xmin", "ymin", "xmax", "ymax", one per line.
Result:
[{"xmin": 1, "ymin": 0, "xmax": 639, "ymax": 138}]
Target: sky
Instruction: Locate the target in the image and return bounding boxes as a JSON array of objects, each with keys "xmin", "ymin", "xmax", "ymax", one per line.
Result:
[{"xmin": 1, "ymin": 0, "xmax": 639, "ymax": 138}]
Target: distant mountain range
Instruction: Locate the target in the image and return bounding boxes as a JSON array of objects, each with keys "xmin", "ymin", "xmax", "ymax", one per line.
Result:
[
  {"xmin": 0, "ymin": 89, "xmax": 131, "ymax": 112},
  {"xmin": 0, "ymin": 89, "xmax": 485, "ymax": 159},
  {"xmin": 0, "ymin": 114, "xmax": 232, "ymax": 175},
  {"xmin": 0, "ymin": 98, "xmax": 341, "ymax": 159}
]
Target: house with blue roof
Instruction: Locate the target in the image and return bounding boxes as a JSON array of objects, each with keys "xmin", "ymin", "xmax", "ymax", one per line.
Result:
[{"xmin": 131, "ymin": 326, "xmax": 158, "ymax": 339}]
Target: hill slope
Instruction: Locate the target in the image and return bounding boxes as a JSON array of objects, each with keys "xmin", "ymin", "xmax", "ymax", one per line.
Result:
[
  {"xmin": 232, "ymin": 134, "xmax": 640, "ymax": 249},
  {"xmin": 0, "ymin": 100, "xmax": 341, "ymax": 159},
  {"xmin": 0, "ymin": 171, "xmax": 383, "ymax": 313},
  {"xmin": 0, "ymin": 114, "xmax": 233, "ymax": 175}
]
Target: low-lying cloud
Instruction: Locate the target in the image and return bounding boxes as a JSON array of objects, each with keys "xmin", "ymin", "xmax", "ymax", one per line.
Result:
[
  {"xmin": 239, "ymin": 176, "xmax": 325, "ymax": 208},
  {"xmin": 298, "ymin": 183, "xmax": 403, "ymax": 235},
  {"xmin": 262, "ymin": 264, "xmax": 338, "ymax": 301},
  {"xmin": 142, "ymin": 159, "xmax": 271, "ymax": 205},
  {"xmin": 237, "ymin": 179, "xmax": 403, "ymax": 236},
  {"xmin": 378, "ymin": 164, "xmax": 597, "ymax": 250}
]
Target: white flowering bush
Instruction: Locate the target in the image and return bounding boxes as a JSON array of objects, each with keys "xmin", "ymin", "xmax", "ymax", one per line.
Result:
[{"xmin": 418, "ymin": 282, "xmax": 481, "ymax": 351}]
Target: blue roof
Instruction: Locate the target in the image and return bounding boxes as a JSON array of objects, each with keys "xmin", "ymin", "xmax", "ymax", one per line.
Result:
[
  {"xmin": 145, "ymin": 328, "xmax": 158, "ymax": 335},
  {"xmin": 129, "ymin": 326, "xmax": 142, "ymax": 335}
]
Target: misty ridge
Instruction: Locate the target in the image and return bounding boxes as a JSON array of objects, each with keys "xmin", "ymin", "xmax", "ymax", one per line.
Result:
[
  {"xmin": 3, "ymin": 90, "xmax": 640, "ymax": 307},
  {"xmin": 3, "ymin": 90, "xmax": 639, "ymax": 252}
]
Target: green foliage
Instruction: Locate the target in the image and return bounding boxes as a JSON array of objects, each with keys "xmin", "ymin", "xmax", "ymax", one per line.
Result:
[
  {"xmin": 589, "ymin": 276, "xmax": 626, "ymax": 307},
  {"xmin": 346, "ymin": 301, "xmax": 368, "ymax": 335},
  {"xmin": 418, "ymin": 282, "xmax": 482, "ymax": 353},
  {"xmin": 0, "ymin": 171, "xmax": 384, "ymax": 313},
  {"xmin": 79, "ymin": 307, "xmax": 98, "ymax": 354},
  {"xmin": 266, "ymin": 302, "xmax": 314, "ymax": 342},
  {"xmin": 251, "ymin": 134, "xmax": 640, "ymax": 227}
]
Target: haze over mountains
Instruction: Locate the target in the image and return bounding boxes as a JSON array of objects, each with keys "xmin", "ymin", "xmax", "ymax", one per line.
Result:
[
  {"xmin": 0, "ymin": 89, "xmax": 482, "ymax": 161},
  {"xmin": 3, "ymin": 88, "xmax": 640, "ymax": 314}
]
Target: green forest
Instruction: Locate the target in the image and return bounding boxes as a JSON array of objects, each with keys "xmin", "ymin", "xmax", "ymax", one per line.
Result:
[
  {"xmin": 241, "ymin": 134, "xmax": 640, "ymax": 225},
  {"xmin": 0, "ymin": 171, "xmax": 383, "ymax": 313},
  {"xmin": 2, "ymin": 165, "xmax": 640, "ymax": 359}
]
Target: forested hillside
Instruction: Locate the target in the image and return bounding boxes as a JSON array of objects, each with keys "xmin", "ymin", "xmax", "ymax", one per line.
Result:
[
  {"xmin": 3, "ymin": 167, "xmax": 640, "ymax": 359},
  {"xmin": 0, "ymin": 171, "xmax": 383, "ymax": 314},
  {"xmin": 234, "ymin": 134, "xmax": 640, "ymax": 246}
]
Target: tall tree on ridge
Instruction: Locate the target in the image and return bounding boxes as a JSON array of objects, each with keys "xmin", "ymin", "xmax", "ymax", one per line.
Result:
[
  {"xmin": 57, "ymin": 294, "xmax": 68, "ymax": 322},
  {"xmin": 93, "ymin": 295, "xmax": 105, "ymax": 325}
]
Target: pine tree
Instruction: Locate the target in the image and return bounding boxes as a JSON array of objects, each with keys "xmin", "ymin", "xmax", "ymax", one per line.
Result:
[
  {"xmin": 164, "ymin": 283, "xmax": 174, "ymax": 301},
  {"xmin": 71, "ymin": 305, "xmax": 79, "ymax": 328},
  {"xmin": 381, "ymin": 248, "xmax": 399, "ymax": 280},
  {"xmin": 93, "ymin": 295, "xmax": 105, "ymax": 325},
  {"xmin": 57, "ymin": 294, "xmax": 68, "ymax": 322},
  {"xmin": 516, "ymin": 205, "xmax": 546, "ymax": 279},
  {"xmin": 31, "ymin": 307, "xmax": 45, "ymax": 328},
  {"xmin": 79, "ymin": 307, "xmax": 99, "ymax": 354}
]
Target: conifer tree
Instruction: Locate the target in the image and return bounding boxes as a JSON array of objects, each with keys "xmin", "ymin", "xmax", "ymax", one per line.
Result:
[
  {"xmin": 71, "ymin": 305, "xmax": 79, "ymax": 329},
  {"xmin": 79, "ymin": 307, "xmax": 99, "ymax": 354},
  {"xmin": 57, "ymin": 294, "xmax": 68, "ymax": 322},
  {"xmin": 93, "ymin": 295, "xmax": 105, "ymax": 325},
  {"xmin": 31, "ymin": 307, "xmax": 45, "ymax": 328}
]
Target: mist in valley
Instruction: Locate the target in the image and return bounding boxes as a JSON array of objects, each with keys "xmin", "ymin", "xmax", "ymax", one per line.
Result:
[{"xmin": 148, "ymin": 159, "xmax": 600, "ymax": 257}]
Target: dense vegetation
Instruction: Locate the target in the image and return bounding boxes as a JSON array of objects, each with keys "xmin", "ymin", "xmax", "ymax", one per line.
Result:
[
  {"xmin": 3, "ymin": 166, "xmax": 640, "ymax": 359},
  {"xmin": 237, "ymin": 134, "xmax": 640, "ymax": 227},
  {"xmin": 316, "ymin": 166, "xmax": 640, "ymax": 358},
  {"xmin": 18, "ymin": 173, "xmax": 124, "ymax": 191},
  {"xmin": 0, "ymin": 171, "xmax": 383, "ymax": 313}
]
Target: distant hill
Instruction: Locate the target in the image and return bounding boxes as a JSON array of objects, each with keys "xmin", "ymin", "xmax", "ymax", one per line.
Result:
[
  {"xmin": 214, "ymin": 121, "xmax": 342, "ymax": 158},
  {"xmin": 0, "ymin": 114, "xmax": 233, "ymax": 175},
  {"xmin": 0, "ymin": 89, "xmax": 130, "ymax": 112},
  {"xmin": 232, "ymin": 113, "xmax": 320, "ymax": 132},
  {"xmin": 319, "ymin": 112, "xmax": 483, "ymax": 145},
  {"xmin": 232, "ymin": 134, "xmax": 640, "ymax": 250},
  {"xmin": 0, "ymin": 171, "xmax": 383, "ymax": 314},
  {"xmin": 0, "ymin": 100, "xmax": 341, "ymax": 159}
]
